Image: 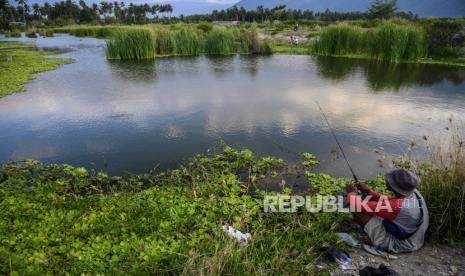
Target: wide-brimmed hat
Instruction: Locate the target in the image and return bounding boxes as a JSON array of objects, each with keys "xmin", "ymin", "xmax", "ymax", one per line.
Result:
[{"xmin": 386, "ymin": 169, "xmax": 420, "ymax": 196}]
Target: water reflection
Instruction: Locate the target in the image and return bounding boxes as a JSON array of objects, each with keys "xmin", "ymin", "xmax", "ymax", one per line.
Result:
[
  {"xmin": 1, "ymin": 35, "xmax": 465, "ymax": 178},
  {"xmin": 315, "ymin": 56, "xmax": 465, "ymax": 91},
  {"xmin": 108, "ymin": 60, "xmax": 158, "ymax": 82}
]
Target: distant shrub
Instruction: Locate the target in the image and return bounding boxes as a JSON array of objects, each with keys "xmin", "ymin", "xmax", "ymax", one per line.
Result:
[
  {"xmin": 4, "ymin": 30, "xmax": 21, "ymax": 38},
  {"xmin": 427, "ymin": 22, "xmax": 465, "ymax": 58},
  {"xmin": 38, "ymin": 29, "xmax": 54, "ymax": 37}
]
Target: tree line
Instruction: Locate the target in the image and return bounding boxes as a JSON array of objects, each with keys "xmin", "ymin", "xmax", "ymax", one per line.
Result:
[
  {"xmin": 0, "ymin": 0, "xmax": 416, "ymax": 28},
  {"xmin": 183, "ymin": 1, "xmax": 416, "ymax": 23},
  {"xmin": 0, "ymin": 0, "xmax": 173, "ymax": 26}
]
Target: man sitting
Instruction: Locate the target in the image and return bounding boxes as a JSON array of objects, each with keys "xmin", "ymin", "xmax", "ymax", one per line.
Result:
[{"xmin": 346, "ymin": 169, "xmax": 429, "ymax": 253}]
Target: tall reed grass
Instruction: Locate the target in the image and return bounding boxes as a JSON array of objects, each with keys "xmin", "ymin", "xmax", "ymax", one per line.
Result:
[
  {"xmin": 313, "ymin": 22, "xmax": 427, "ymax": 62},
  {"xmin": 106, "ymin": 29, "xmax": 155, "ymax": 60},
  {"xmin": 368, "ymin": 22, "xmax": 427, "ymax": 62},
  {"xmin": 313, "ymin": 24, "xmax": 365, "ymax": 56},
  {"xmin": 418, "ymin": 126, "xmax": 465, "ymax": 243},
  {"xmin": 102, "ymin": 25, "xmax": 273, "ymax": 60},
  {"xmin": 204, "ymin": 27, "xmax": 239, "ymax": 55},
  {"xmin": 174, "ymin": 29, "xmax": 201, "ymax": 56}
]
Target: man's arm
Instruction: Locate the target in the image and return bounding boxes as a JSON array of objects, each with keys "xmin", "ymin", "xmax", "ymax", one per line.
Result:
[
  {"xmin": 357, "ymin": 182, "xmax": 382, "ymax": 200},
  {"xmin": 347, "ymin": 191, "xmax": 401, "ymax": 221}
]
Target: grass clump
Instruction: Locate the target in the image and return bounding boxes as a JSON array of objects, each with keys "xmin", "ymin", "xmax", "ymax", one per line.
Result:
[
  {"xmin": 174, "ymin": 28, "xmax": 201, "ymax": 56},
  {"xmin": 204, "ymin": 27, "xmax": 239, "ymax": 55},
  {"xmin": 417, "ymin": 127, "xmax": 465, "ymax": 243},
  {"xmin": 38, "ymin": 29, "xmax": 54, "ymax": 37},
  {"xmin": 368, "ymin": 22, "xmax": 427, "ymax": 62},
  {"xmin": 0, "ymin": 41, "xmax": 73, "ymax": 98},
  {"xmin": 313, "ymin": 21, "xmax": 428, "ymax": 62},
  {"xmin": 154, "ymin": 29, "xmax": 176, "ymax": 56},
  {"xmin": 313, "ymin": 24, "xmax": 365, "ymax": 56},
  {"xmin": 106, "ymin": 29, "xmax": 155, "ymax": 60},
  {"xmin": 4, "ymin": 29, "xmax": 21, "ymax": 38}
]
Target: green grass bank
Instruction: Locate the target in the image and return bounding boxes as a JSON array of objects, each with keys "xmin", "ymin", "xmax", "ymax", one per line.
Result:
[{"xmin": 1, "ymin": 140, "xmax": 464, "ymax": 274}]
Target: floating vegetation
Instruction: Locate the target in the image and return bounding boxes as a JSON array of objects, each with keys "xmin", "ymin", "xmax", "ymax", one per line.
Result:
[{"xmin": 0, "ymin": 42, "xmax": 73, "ymax": 97}]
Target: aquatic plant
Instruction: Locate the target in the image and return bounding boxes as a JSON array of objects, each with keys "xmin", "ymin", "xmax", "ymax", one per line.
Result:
[
  {"xmin": 313, "ymin": 21, "xmax": 428, "ymax": 62},
  {"xmin": 4, "ymin": 30, "xmax": 21, "ymax": 38},
  {"xmin": 0, "ymin": 42, "xmax": 73, "ymax": 97},
  {"xmin": 173, "ymin": 28, "xmax": 201, "ymax": 56},
  {"xmin": 204, "ymin": 27, "xmax": 240, "ymax": 55},
  {"xmin": 154, "ymin": 29, "xmax": 176, "ymax": 55},
  {"xmin": 105, "ymin": 29, "xmax": 155, "ymax": 60},
  {"xmin": 368, "ymin": 22, "xmax": 427, "ymax": 62},
  {"xmin": 0, "ymin": 148, "xmax": 345, "ymax": 274},
  {"xmin": 313, "ymin": 24, "xmax": 365, "ymax": 55}
]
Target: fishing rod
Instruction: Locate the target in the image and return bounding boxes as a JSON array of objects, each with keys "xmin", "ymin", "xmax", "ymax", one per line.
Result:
[{"xmin": 315, "ymin": 101, "xmax": 359, "ymax": 183}]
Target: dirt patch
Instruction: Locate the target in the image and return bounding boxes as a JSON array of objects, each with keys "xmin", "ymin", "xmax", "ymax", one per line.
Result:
[{"xmin": 325, "ymin": 245, "xmax": 465, "ymax": 275}]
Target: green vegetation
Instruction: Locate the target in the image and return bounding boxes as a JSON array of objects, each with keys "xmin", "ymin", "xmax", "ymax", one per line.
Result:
[
  {"xmin": 414, "ymin": 127, "xmax": 465, "ymax": 243},
  {"xmin": 4, "ymin": 29, "xmax": 21, "ymax": 38},
  {"xmin": 313, "ymin": 22, "xmax": 428, "ymax": 62},
  {"xmin": 0, "ymin": 148, "xmax": 349, "ymax": 274},
  {"xmin": 369, "ymin": 22, "xmax": 427, "ymax": 62},
  {"xmin": 38, "ymin": 29, "xmax": 54, "ymax": 37},
  {"xmin": 101, "ymin": 25, "xmax": 273, "ymax": 60},
  {"xmin": 106, "ymin": 29, "xmax": 155, "ymax": 60},
  {"xmin": 0, "ymin": 42, "xmax": 73, "ymax": 98},
  {"xmin": 55, "ymin": 26, "xmax": 120, "ymax": 38},
  {"xmin": 1, "ymin": 137, "xmax": 464, "ymax": 273},
  {"xmin": 204, "ymin": 27, "xmax": 240, "ymax": 55}
]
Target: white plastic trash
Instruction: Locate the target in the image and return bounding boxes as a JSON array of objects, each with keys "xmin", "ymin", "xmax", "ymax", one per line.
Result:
[{"xmin": 222, "ymin": 225, "xmax": 252, "ymax": 245}]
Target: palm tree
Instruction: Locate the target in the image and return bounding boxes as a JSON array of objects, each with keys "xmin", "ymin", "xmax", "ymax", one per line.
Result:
[
  {"xmin": 32, "ymin": 3, "xmax": 40, "ymax": 19},
  {"xmin": 15, "ymin": 0, "xmax": 28, "ymax": 23}
]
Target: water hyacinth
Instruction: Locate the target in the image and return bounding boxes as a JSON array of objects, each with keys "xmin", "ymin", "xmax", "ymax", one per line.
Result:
[{"xmin": 105, "ymin": 29, "xmax": 155, "ymax": 60}]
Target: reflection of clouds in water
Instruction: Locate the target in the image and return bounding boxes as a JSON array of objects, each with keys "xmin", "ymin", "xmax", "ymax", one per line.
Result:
[
  {"xmin": 11, "ymin": 144, "xmax": 61, "ymax": 160},
  {"xmin": 165, "ymin": 125, "xmax": 185, "ymax": 139},
  {"xmin": 85, "ymin": 142, "xmax": 112, "ymax": 154},
  {"xmin": 1, "ymin": 41, "xmax": 465, "ymax": 167}
]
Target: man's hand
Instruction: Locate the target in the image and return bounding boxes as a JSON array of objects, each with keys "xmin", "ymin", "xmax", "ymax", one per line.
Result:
[
  {"xmin": 346, "ymin": 183, "xmax": 355, "ymax": 193},
  {"xmin": 356, "ymin": 182, "xmax": 371, "ymax": 194}
]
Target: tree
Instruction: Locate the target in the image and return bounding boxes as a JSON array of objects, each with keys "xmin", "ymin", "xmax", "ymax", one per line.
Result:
[
  {"xmin": 368, "ymin": 0, "xmax": 397, "ymax": 19},
  {"xmin": 15, "ymin": 0, "xmax": 28, "ymax": 22}
]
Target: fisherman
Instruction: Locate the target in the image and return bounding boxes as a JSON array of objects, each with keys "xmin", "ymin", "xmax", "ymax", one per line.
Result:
[{"xmin": 346, "ymin": 169, "xmax": 429, "ymax": 253}]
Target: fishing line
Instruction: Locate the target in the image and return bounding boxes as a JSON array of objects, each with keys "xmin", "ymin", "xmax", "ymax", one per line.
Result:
[{"xmin": 315, "ymin": 101, "xmax": 359, "ymax": 182}]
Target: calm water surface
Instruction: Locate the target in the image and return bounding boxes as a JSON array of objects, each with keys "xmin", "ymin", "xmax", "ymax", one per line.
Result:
[{"xmin": 1, "ymin": 34, "xmax": 465, "ymax": 177}]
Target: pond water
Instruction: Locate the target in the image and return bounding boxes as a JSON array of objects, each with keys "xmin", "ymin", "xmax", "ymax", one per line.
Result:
[{"xmin": 1, "ymin": 34, "xmax": 465, "ymax": 178}]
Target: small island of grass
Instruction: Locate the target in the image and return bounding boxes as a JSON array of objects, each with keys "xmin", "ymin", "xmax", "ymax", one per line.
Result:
[{"xmin": 0, "ymin": 41, "xmax": 73, "ymax": 98}]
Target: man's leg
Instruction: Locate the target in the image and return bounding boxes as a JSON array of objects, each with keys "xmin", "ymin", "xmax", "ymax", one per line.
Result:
[{"xmin": 351, "ymin": 212, "xmax": 372, "ymax": 226}]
